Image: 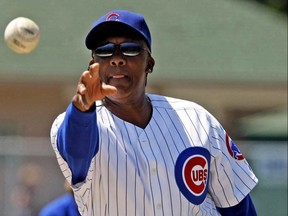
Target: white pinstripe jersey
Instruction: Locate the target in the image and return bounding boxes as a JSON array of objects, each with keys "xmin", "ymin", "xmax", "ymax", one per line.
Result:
[{"xmin": 51, "ymin": 94, "xmax": 258, "ymax": 216}]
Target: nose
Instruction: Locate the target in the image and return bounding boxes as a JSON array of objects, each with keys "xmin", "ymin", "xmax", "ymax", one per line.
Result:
[
  {"xmin": 110, "ymin": 57, "xmax": 126, "ymax": 66},
  {"xmin": 110, "ymin": 51, "xmax": 126, "ymax": 67}
]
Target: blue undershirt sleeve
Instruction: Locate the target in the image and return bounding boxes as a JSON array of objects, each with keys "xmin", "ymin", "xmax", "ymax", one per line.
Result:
[
  {"xmin": 216, "ymin": 194, "xmax": 257, "ymax": 216},
  {"xmin": 57, "ymin": 103, "xmax": 99, "ymax": 185}
]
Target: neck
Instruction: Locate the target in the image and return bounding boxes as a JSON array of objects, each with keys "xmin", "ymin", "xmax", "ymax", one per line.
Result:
[{"xmin": 103, "ymin": 95, "xmax": 152, "ymax": 129}]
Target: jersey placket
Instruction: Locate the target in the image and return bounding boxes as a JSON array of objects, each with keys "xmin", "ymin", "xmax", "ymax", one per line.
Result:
[{"xmin": 137, "ymin": 130, "xmax": 164, "ymax": 216}]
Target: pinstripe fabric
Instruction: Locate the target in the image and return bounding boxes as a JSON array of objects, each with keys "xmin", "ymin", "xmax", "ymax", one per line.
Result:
[{"xmin": 51, "ymin": 94, "xmax": 258, "ymax": 216}]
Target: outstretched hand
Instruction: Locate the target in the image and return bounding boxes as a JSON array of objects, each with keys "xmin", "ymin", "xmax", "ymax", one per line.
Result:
[{"xmin": 73, "ymin": 63, "xmax": 117, "ymax": 112}]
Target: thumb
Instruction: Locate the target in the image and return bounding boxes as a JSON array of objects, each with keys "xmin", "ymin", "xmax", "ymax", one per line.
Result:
[{"xmin": 101, "ymin": 82, "xmax": 118, "ymax": 96}]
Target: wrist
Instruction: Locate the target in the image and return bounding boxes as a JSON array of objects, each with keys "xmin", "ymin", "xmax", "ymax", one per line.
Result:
[{"xmin": 72, "ymin": 95, "xmax": 95, "ymax": 112}]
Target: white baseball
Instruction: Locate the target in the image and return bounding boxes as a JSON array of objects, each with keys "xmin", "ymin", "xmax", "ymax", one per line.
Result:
[{"xmin": 4, "ymin": 17, "xmax": 40, "ymax": 54}]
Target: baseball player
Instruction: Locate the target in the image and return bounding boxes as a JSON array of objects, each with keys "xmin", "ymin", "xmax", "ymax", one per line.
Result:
[{"xmin": 50, "ymin": 10, "xmax": 258, "ymax": 216}]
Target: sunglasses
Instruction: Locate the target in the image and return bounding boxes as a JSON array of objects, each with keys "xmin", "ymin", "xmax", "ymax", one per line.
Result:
[{"xmin": 93, "ymin": 42, "xmax": 150, "ymax": 58}]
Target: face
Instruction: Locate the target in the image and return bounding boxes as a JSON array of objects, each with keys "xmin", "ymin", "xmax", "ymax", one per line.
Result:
[{"xmin": 92, "ymin": 36, "xmax": 154, "ymax": 100}]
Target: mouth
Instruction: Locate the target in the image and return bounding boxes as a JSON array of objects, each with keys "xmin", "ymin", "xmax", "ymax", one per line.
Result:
[
  {"xmin": 107, "ymin": 74, "xmax": 129, "ymax": 85},
  {"xmin": 110, "ymin": 75, "xmax": 126, "ymax": 79}
]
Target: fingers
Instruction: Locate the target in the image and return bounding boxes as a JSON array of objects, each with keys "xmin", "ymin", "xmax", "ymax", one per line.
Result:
[
  {"xmin": 73, "ymin": 64, "xmax": 100, "ymax": 111},
  {"xmin": 88, "ymin": 63, "xmax": 99, "ymax": 78},
  {"xmin": 88, "ymin": 63, "xmax": 117, "ymax": 96},
  {"xmin": 81, "ymin": 63, "xmax": 100, "ymax": 89},
  {"xmin": 73, "ymin": 63, "xmax": 117, "ymax": 111}
]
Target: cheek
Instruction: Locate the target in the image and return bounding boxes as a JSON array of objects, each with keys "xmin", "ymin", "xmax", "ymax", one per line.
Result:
[
  {"xmin": 134, "ymin": 62, "xmax": 149, "ymax": 81},
  {"xmin": 135, "ymin": 71, "xmax": 148, "ymax": 86}
]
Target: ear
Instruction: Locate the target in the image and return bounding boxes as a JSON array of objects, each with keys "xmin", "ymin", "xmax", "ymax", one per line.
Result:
[
  {"xmin": 87, "ymin": 56, "xmax": 95, "ymax": 70},
  {"xmin": 146, "ymin": 55, "xmax": 155, "ymax": 73},
  {"xmin": 145, "ymin": 56, "xmax": 155, "ymax": 86}
]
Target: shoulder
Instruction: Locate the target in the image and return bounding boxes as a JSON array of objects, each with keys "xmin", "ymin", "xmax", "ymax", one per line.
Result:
[
  {"xmin": 148, "ymin": 94, "xmax": 223, "ymax": 134},
  {"xmin": 148, "ymin": 94, "xmax": 210, "ymax": 113}
]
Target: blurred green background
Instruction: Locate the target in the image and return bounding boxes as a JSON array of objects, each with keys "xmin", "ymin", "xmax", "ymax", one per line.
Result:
[{"xmin": 0, "ymin": 0, "xmax": 287, "ymax": 215}]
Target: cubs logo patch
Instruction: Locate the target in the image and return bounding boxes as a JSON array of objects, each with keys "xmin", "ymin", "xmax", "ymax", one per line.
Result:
[
  {"xmin": 174, "ymin": 147, "xmax": 210, "ymax": 205},
  {"xmin": 106, "ymin": 13, "xmax": 120, "ymax": 21},
  {"xmin": 225, "ymin": 133, "xmax": 244, "ymax": 160}
]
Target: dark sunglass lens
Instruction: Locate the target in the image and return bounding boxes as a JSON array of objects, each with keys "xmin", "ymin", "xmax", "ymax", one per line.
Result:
[
  {"xmin": 121, "ymin": 42, "xmax": 141, "ymax": 56},
  {"xmin": 95, "ymin": 43, "xmax": 115, "ymax": 57}
]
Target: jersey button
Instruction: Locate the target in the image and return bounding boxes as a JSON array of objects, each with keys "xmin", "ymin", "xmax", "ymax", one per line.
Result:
[
  {"xmin": 157, "ymin": 203, "xmax": 162, "ymax": 210},
  {"xmin": 151, "ymin": 163, "xmax": 157, "ymax": 174}
]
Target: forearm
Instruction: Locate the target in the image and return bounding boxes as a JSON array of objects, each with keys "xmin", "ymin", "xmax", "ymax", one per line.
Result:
[{"xmin": 57, "ymin": 102, "xmax": 99, "ymax": 184}]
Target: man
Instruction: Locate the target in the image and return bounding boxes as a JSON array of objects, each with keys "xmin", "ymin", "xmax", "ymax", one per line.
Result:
[{"xmin": 51, "ymin": 10, "xmax": 258, "ymax": 215}]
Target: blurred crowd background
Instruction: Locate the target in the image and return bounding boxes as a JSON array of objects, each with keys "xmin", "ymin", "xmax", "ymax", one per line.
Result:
[{"xmin": 0, "ymin": 0, "xmax": 287, "ymax": 215}]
